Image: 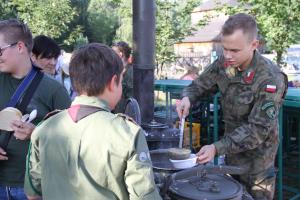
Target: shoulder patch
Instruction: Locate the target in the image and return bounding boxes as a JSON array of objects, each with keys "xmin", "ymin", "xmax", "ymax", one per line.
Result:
[
  {"xmin": 139, "ymin": 152, "xmax": 149, "ymax": 162},
  {"xmin": 261, "ymin": 101, "xmax": 276, "ymax": 120},
  {"xmin": 116, "ymin": 113, "xmax": 138, "ymax": 125},
  {"xmin": 261, "ymin": 102, "xmax": 274, "ymax": 111},
  {"xmin": 265, "ymin": 106, "xmax": 276, "ymax": 120}
]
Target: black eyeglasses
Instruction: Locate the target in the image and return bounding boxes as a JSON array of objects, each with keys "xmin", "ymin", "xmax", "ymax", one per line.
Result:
[{"xmin": 0, "ymin": 42, "xmax": 18, "ymax": 56}]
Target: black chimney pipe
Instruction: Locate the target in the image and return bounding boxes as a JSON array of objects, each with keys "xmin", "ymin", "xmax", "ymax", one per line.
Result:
[{"xmin": 132, "ymin": 0, "xmax": 156, "ymax": 124}]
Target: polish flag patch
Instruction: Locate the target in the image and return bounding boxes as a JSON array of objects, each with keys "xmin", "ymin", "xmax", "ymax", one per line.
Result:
[{"xmin": 265, "ymin": 85, "xmax": 277, "ymax": 93}]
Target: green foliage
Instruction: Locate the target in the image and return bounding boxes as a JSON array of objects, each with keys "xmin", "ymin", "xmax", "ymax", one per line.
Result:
[
  {"xmin": 0, "ymin": 0, "xmax": 17, "ymax": 19},
  {"xmin": 86, "ymin": 0, "xmax": 119, "ymax": 44},
  {"xmin": 114, "ymin": 0, "xmax": 132, "ymax": 43},
  {"xmin": 61, "ymin": 25, "xmax": 85, "ymax": 50},
  {"xmin": 12, "ymin": 0, "xmax": 75, "ymax": 39},
  {"xmin": 73, "ymin": 33, "xmax": 89, "ymax": 49},
  {"xmin": 115, "ymin": 0, "xmax": 202, "ymax": 78},
  {"xmin": 222, "ymin": 0, "xmax": 300, "ymax": 65},
  {"xmin": 156, "ymin": 0, "xmax": 201, "ymax": 68}
]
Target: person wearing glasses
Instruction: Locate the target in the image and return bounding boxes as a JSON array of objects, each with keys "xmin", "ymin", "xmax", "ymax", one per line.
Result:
[{"xmin": 0, "ymin": 19, "xmax": 71, "ymax": 200}]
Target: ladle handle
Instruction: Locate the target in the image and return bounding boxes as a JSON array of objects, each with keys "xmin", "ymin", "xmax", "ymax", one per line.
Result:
[{"xmin": 179, "ymin": 116, "xmax": 185, "ymax": 148}]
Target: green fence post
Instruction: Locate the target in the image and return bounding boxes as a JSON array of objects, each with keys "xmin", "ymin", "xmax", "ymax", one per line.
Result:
[
  {"xmin": 278, "ymin": 107, "xmax": 283, "ymax": 200},
  {"xmin": 213, "ymin": 93, "xmax": 219, "ymax": 165}
]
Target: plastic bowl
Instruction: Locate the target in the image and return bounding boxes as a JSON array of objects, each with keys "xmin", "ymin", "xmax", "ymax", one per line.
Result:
[
  {"xmin": 169, "ymin": 154, "xmax": 197, "ymax": 169},
  {"xmin": 168, "ymin": 148, "xmax": 191, "ymax": 160}
]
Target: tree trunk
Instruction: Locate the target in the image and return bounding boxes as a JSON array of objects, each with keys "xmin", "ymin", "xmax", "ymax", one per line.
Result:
[{"xmin": 276, "ymin": 51, "xmax": 283, "ymax": 67}]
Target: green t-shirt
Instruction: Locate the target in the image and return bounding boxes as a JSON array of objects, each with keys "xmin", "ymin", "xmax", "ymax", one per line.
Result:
[{"xmin": 0, "ymin": 72, "xmax": 71, "ymax": 186}]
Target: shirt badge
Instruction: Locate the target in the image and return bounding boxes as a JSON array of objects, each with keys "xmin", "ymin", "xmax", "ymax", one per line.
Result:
[
  {"xmin": 244, "ymin": 71, "xmax": 255, "ymax": 84},
  {"xmin": 139, "ymin": 152, "xmax": 148, "ymax": 162}
]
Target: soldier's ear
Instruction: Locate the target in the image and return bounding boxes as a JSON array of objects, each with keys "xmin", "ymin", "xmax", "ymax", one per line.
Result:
[{"xmin": 251, "ymin": 39, "xmax": 259, "ymax": 51}]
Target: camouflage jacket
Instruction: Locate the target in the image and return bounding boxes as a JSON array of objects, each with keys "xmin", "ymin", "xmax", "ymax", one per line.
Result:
[{"xmin": 182, "ymin": 51, "xmax": 288, "ymax": 174}]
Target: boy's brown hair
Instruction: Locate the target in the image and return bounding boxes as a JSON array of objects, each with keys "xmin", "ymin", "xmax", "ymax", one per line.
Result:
[{"xmin": 70, "ymin": 43, "xmax": 124, "ymax": 96}]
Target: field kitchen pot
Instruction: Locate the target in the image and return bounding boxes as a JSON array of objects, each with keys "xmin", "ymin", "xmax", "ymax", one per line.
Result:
[
  {"xmin": 150, "ymin": 149, "xmax": 183, "ymax": 199},
  {"xmin": 142, "ymin": 120, "xmax": 179, "ymax": 150},
  {"xmin": 168, "ymin": 165, "xmax": 254, "ymax": 200}
]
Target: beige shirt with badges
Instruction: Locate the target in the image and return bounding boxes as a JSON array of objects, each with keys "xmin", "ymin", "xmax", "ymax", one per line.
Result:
[{"xmin": 24, "ymin": 95, "xmax": 161, "ymax": 200}]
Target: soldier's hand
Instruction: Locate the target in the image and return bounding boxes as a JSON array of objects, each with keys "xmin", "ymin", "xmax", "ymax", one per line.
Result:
[
  {"xmin": 176, "ymin": 97, "xmax": 191, "ymax": 119},
  {"xmin": 196, "ymin": 144, "xmax": 216, "ymax": 164},
  {"xmin": 11, "ymin": 120, "xmax": 35, "ymax": 140},
  {"xmin": 0, "ymin": 147, "xmax": 8, "ymax": 160}
]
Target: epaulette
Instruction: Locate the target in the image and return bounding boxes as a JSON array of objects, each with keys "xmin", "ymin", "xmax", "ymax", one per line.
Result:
[
  {"xmin": 43, "ymin": 109, "xmax": 63, "ymax": 120},
  {"xmin": 116, "ymin": 113, "xmax": 138, "ymax": 125}
]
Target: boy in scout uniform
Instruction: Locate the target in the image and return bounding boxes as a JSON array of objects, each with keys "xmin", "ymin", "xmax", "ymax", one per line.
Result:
[
  {"xmin": 24, "ymin": 43, "xmax": 161, "ymax": 200},
  {"xmin": 177, "ymin": 13, "xmax": 287, "ymax": 199}
]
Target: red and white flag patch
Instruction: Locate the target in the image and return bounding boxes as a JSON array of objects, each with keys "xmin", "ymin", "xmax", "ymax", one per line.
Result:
[{"xmin": 265, "ymin": 85, "xmax": 277, "ymax": 93}]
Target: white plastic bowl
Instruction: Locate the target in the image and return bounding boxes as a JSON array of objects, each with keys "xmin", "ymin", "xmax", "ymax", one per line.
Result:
[{"xmin": 169, "ymin": 154, "xmax": 197, "ymax": 169}]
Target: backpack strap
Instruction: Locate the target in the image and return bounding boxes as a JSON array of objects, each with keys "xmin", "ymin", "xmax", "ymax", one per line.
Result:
[
  {"xmin": 1, "ymin": 66, "xmax": 44, "ymax": 151},
  {"xmin": 17, "ymin": 67, "xmax": 44, "ymax": 113}
]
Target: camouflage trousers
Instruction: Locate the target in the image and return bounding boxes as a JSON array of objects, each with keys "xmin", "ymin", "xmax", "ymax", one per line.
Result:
[{"xmin": 233, "ymin": 167, "xmax": 276, "ymax": 200}]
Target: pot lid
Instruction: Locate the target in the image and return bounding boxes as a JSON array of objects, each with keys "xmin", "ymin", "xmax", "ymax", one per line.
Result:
[
  {"xmin": 169, "ymin": 168, "xmax": 243, "ymax": 200},
  {"xmin": 142, "ymin": 120, "xmax": 169, "ymax": 129}
]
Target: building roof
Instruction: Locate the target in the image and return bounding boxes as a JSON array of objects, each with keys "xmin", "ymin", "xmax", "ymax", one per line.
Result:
[
  {"xmin": 180, "ymin": 0, "xmax": 241, "ymax": 43},
  {"xmin": 181, "ymin": 15, "xmax": 226, "ymax": 43}
]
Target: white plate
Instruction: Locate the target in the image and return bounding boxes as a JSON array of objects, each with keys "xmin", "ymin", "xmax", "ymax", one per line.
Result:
[{"xmin": 169, "ymin": 154, "xmax": 197, "ymax": 169}]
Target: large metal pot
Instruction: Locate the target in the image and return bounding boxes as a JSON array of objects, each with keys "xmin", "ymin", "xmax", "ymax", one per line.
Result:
[
  {"xmin": 143, "ymin": 120, "xmax": 179, "ymax": 150},
  {"xmin": 150, "ymin": 149, "xmax": 182, "ymax": 199},
  {"xmin": 168, "ymin": 165, "xmax": 249, "ymax": 200}
]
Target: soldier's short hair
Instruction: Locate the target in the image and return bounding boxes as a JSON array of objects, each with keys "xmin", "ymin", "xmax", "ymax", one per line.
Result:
[
  {"xmin": 221, "ymin": 13, "xmax": 258, "ymax": 41},
  {"xmin": 33, "ymin": 35, "xmax": 60, "ymax": 59},
  {"xmin": 70, "ymin": 43, "xmax": 124, "ymax": 96},
  {"xmin": 0, "ymin": 19, "xmax": 33, "ymax": 52}
]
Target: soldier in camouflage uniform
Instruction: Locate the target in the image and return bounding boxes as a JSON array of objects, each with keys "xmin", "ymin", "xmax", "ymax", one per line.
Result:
[
  {"xmin": 112, "ymin": 41, "xmax": 134, "ymax": 113},
  {"xmin": 176, "ymin": 13, "xmax": 287, "ymax": 200},
  {"xmin": 24, "ymin": 43, "xmax": 161, "ymax": 200}
]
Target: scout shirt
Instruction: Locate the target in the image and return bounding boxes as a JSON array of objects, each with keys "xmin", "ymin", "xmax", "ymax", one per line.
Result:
[
  {"xmin": 24, "ymin": 95, "xmax": 161, "ymax": 200},
  {"xmin": 182, "ymin": 51, "xmax": 287, "ymax": 175}
]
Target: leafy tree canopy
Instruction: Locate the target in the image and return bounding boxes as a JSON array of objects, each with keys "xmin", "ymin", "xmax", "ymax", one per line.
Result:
[
  {"xmin": 222, "ymin": 0, "xmax": 300, "ymax": 65},
  {"xmin": 12, "ymin": 0, "xmax": 75, "ymax": 39},
  {"xmin": 115, "ymin": 0, "xmax": 202, "ymax": 77}
]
